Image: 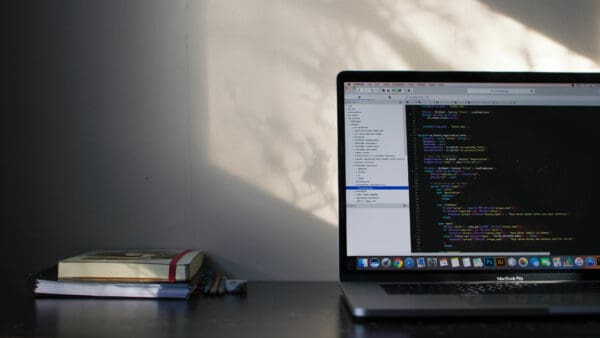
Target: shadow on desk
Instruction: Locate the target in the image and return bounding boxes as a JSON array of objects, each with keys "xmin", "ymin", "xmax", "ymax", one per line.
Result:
[
  {"xmin": 35, "ymin": 298, "xmax": 199, "ymax": 338},
  {"xmin": 337, "ymin": 296, "xmax": 600, "ymax": 338}
]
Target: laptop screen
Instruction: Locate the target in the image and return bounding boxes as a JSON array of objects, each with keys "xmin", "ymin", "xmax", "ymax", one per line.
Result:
[{"xmin": 338, "ymin": 72, "xmax": 600, "ymax": 274}]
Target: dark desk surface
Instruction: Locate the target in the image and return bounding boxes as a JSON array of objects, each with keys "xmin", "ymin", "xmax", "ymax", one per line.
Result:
[{"xmin": 2, "ymin": 282, "xmax": 600, "ymax": 338}]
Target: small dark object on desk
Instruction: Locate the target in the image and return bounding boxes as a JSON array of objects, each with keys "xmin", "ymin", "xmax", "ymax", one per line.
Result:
[
  {"xmin": 201, "ymin": 270, "xmax": 247, "ymax": 295},
  {"xmin": 225, "ymin": 278, "xmax": 247, "ymax": 294},
  {"xmin": 218, "ymin": 275, "xmax": 226, "ymax": 295}
]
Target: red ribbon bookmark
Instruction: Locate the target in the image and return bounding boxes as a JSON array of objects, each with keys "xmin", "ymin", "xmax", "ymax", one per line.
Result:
[{"xmin": 168, "ymin": 249, "xmax": 193, "ymax": 283}]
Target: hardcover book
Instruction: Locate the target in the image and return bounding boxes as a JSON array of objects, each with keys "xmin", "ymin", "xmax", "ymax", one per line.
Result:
[{"xmin": 58, "ymin": 249, "xmax": 204, "ymax": 282}]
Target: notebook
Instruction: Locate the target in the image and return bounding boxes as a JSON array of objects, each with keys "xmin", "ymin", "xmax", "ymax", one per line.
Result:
[{"xmin": 337, "ymin": 71, "xmax": 600, "ymax": 317}]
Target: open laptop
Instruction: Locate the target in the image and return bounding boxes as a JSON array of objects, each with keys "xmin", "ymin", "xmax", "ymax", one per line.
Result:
[{"xmin": 337, "ymin": 71, "xmax": 600, "ymax": 317}]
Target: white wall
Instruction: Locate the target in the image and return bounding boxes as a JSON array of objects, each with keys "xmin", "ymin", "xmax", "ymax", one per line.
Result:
[
  {"xmin": 203, "ymin": 0, "xmax": 600, "ymax": 226},
  {"xmin": 5, "ymin": 0, "xmax": 600, "ymax": 283}
]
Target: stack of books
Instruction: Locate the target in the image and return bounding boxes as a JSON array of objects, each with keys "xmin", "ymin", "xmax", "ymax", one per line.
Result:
[{"xmin": 32, "ymin": 249, "xmax": 205, "ymax": 299}]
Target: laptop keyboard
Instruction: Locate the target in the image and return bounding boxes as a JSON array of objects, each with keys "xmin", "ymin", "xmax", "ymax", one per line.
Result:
[{"xmin": 381, "ymin": 282, "xmax": 600, "ymax": 295}]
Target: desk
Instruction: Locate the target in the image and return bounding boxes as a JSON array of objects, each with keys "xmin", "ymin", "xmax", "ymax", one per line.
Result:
[{"xmin": 2, "ymin": 282, "xmax": 600, "ymax": 337}]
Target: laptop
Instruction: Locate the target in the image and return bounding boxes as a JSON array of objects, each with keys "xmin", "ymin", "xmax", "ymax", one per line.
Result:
[{"xmin": 337, "ymin": 71, "xmax": 600, "ymax": 317}]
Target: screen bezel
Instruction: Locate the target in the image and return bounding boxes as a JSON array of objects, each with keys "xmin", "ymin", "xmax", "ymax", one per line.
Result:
[{"xmin": 337, "ymin": 70, "xmax": 600, "ymax": 282}]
